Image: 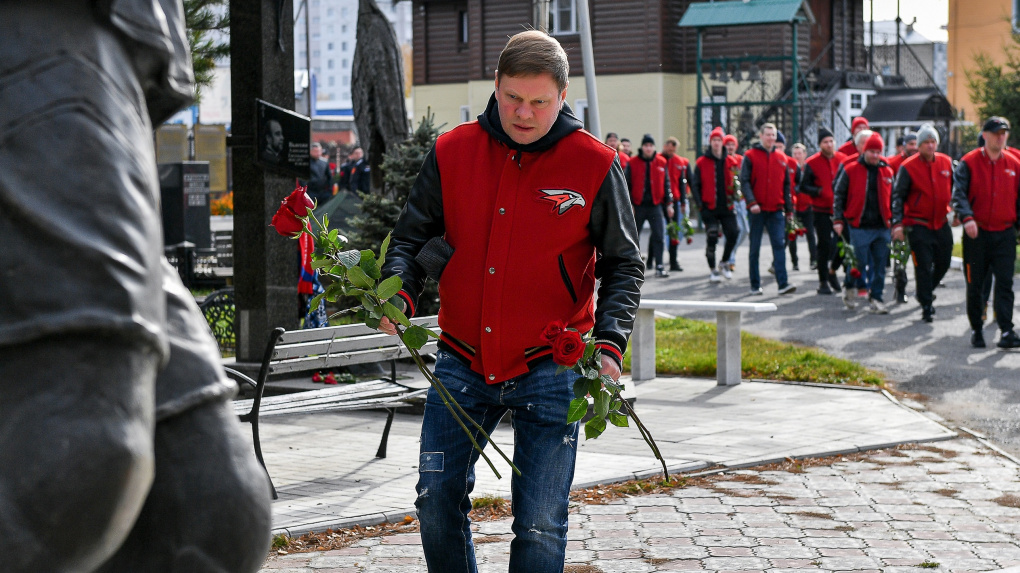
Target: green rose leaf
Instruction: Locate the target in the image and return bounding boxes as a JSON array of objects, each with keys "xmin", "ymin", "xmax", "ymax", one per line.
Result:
[
  {"xmin": 584, "ymin": 416, "xmax": 607, "ymax": 440},
  {"xmin": 361, "ymin": 255, "xmax": 381, "ymax": 280},
  {"xmin": 583, "ymin": 342, "xmax": 595, "ymax": 362},
  {"xmin": 379, "ymin": 233, "xmax": 392, "ymax": 268},
  {"xmin": 587, "ymin": 378, "xmax": 603, "ymax": 397},
  {"xmin": 347, "ymin": 266, "xmax": 375, "ymax": 289},
  {"xmin": 308, "ymin": 293, "xmax": 325, "ymax": 313},
  {"xmin": 382, "ymin": 301, "xmax": 411, "ymax": 327},
  {"xmin": 572, "ymin": 379, "xmax": 589, "ymax": 399},
  {"xmin": 593, "ymin": 390, "xmax": 611, "ymax": 419},
  {"xmin": 311, "ymin": 258, "xmax": 332, "ymax": 270},
  {"xmin": 567, "ymin": 397, "xmax": 589, "ymax": 423},
  {"xmin": 403, "ymin": 325, "xmax": 431, "ymax": 350},
  {"xmin": 609, "ymin": 411, "xmax": 629, "ymax": 428},
  {"xmin": 328, "ymin": 229, "xmax": 339, "ymax": 243},
  {"xmin": 337, "ymin": 249, "xmax": 362, "ymax": 269},
  {"xmin": 365, "ymin": 314, "xmax": 382, "ymax": 329},
  {"xmin": 377, "ymin": 275, "xmax": 402, "ymax": 300}
]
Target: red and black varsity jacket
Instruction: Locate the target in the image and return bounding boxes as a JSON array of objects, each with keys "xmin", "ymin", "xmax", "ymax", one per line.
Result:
[
  {"xmin": 799, "ymin": 151, "xmax": 847, "ymax": 213},
  {"xmin": 833, "ymin": 157, "xmax": 894, "ymax": 228},
  {"xmin": 837, "ymin": 138, "xmax": 857, "ymax": 157},
  {"xmin": 665, "ymin": 153, "xmax": 689, "ymax": 204},
  {"xmin": 952, "ymin": 147, "xmax": 1020, "ymax": 232},
  {"xmin": 626, "ymin": 153, "xmax": 671, "ymax": 206},
  {"xmin": 381, "ymin": 95, "xmax": 644, "ymax": 384},
  {"xmin": 691, "ymin": 151, "xmax": 741, "ymax": 212},
  {"xmin": 739, "ymin": 143, "xmax": 792, "ymax": 212},
  {"xmin": 890, "ymin": 153, "xmax": 953, "ymax": 231}
]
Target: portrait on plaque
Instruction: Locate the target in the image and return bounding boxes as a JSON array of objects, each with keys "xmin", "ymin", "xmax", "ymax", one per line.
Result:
[{"xmin": 255, "ymin": 98, "xmax": 311, "ymax": 179}]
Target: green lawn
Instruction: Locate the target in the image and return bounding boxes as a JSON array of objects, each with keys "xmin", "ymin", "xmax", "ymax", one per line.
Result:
[{"xmin": 623, "ymin": 317, "xmax": 884, "ymax": 386}]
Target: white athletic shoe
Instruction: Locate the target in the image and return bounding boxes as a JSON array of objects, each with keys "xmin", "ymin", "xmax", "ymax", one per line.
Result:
[
  {"xmin": 709, "ymin": 271, "xmax": 723, "ymax": 283},
  {"xmin": 720, "ymin": 263, "xmax": 733, "ymax": 280},
  {"xmin": 868, "ymin": 299, "xmax": 889, "ymax": 315},
  {"xmin": 843, "ymin": 288, "xmax": 857, "ymax": 310}
]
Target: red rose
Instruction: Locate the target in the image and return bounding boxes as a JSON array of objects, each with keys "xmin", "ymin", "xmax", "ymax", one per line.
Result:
[
  {"xmin": 312, "ymin": 372, "xmax": 323, "ymax": 383},
  {"xmin": 541, "ymin": 320, "xmax": 566, "ymax": 346},
  {"xmin": 798, "ymin": 228, "xmax": 807, "ymax": 237},
  {"xmin": 787, "ymin": 232, "xmax": 797, "ymax": 242},
  {"xmin": 850, "ymin": 268, "xmax": 862, "ymax": 279},
  {"xmin": 324, "ymin": 373, "xmax": 338, "ymax": 385},
  {"xmin": 551, "ymin": 329, "xmax": 585, "ymax": 367},
  {"xmin": 271, "ymin": 187, "xmax": 313, "ymax": 237},
  {"xmin": 670, "ymin": 238, "xmax": 680, "ymax": 246},
  {"xmin": 686, "ymin": 237, "xmax": 693, "ymax": 244}
]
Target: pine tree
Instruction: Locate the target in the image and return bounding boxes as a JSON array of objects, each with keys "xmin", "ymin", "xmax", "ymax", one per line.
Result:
[{"xmin": 349, "ymin": 111, "xmax": 443, "ymax": 314}]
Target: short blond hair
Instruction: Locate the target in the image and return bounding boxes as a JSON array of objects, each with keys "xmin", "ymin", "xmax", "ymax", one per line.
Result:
[
  {"xmin": 791, "ymin": 143, "xmax": 807, "ymax": 152},
  {"xmin": 760, "ymin": 123, "xmax": 778, "ymax": 134},
  {"xmin": 665, "ymin": 136, "xmax": 680, "ymax": 147},
  {"xmin": 496, "ymin": 31, "xmax": 569, "ymax": 92}
]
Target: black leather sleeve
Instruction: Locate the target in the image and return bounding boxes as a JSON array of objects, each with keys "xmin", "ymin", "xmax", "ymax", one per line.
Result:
[
  {"xmin": 890, "ymin": 166, "xmax": 912, "ymax": 227},
  {"xmin": 951, "ymin": 160, "xmax": 974, "ymax": 222},
  {"xmin": 783, "ymin": 164, "xmax": 793, "ymax": 213},
  {"xmin": 799, "ymin": 164, "xmax": 820, "ymax": 196},
  {"xmin": 832, "ymin": 164, "xmax": 848, "ymax": 221},
  {"xmin": 590, "ymin": 157, "xmax": 645, "ymax": 365},
  {"xmin": 740, "ymin": 157, "xmax": 756, "ymax": 205},
  {"xmin": 689, "ymin": 163, "xmax": 704, "ymax": 211},
  {"xmin": 380, "ymin": 147, "xmax": 445, "ymax": 314}
]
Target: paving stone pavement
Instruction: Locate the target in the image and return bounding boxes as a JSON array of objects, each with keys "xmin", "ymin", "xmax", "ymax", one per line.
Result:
[
  {"xmin": 260, "ymin": 377, "xmax": 955, "ymax": 537},
  {"xmin": 261, "ymin": 436, "xmax": 1020, "ymax": 572}
]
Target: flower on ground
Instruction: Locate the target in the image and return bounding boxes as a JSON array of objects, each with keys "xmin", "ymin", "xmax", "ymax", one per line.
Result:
[
  {"xmin": 324, "ymin": 372, "xmax": 338, "ymax": 385},
  {"xmin": 312, "ymin": 372, "xmax": 323, "ymax": 383}
]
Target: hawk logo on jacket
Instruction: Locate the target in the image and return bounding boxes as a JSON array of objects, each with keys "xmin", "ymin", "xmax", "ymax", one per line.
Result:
[{"xmin": 538, "ymin": 189, "xmax": 586, "ymax": 215}]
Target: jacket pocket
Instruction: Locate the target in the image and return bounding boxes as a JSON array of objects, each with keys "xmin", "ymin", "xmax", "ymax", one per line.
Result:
[{"xmin": 558, "ymin": 254, "xmax": 578, "ymax": 304}]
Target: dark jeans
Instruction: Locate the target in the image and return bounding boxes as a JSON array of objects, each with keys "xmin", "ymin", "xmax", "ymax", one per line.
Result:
[
  {"xmin": 749, "ymin": 210, "xmax": 789, "ymax": 290},
  {"xmin": 788, "ymin": 208, "xmax": 816, "ymax": 267},
  {"xmin": 667, "ymin": 204, "xmax": 682, "ymax": 267},
  {"xmin": 416, "ymin": 353, "xmax": 579, "ymax": 573},
  {"xmin": 907, "ymin": 224, "xmax": 953, "ymax": 308},
  {"xmin": 814, "ymin": 212, "xmax": 836, "ymax": 285},
  {"xmin": 634, "ymin": 203, "xmax": 665, "ymax": 270},
  {"xmin": 963, "ymin": 228, "xmax": 1016, "ymax": 332},
  {"xmin": 703, "ymin": 210, "xmax": 739, "ymax": 270}
]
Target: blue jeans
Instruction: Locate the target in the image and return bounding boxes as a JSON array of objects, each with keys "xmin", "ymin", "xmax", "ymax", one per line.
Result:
[
  {"xmin": 728, "ymin": 199, "xmax": 750, "ymax": 266},
  {"xmin": 848, "ymin": 227, "xmax": 891, "ymax": 302},
  {"xmin": 416, "ymin": 352, "xmax": 580, "ymax": 573},
  {"xmin": 748, "ymin": 210, "xmax": 789, "ymax": 290}
]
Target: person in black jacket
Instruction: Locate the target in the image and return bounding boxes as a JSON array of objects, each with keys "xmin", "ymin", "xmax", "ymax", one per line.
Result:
[
  {"xmin": 691, "ymin": 127, "xmax": 740, "ymax": 281},
  {"xmin": 304, "ymin": 142, "xmax": 334, "ymax": 205}
]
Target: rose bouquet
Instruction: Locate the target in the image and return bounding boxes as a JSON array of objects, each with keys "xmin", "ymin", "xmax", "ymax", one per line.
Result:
[
  {"xmin": 890, "ymin": 238, "xmax": 910, "ymax": 268},
  {"xmin": 837, "ymin": 238, "xmax": 862, "ymax": 280},
  {"xmin": 272, "ymin": 187, "xmax": 519, "ymax": 479},
  {"xmin": 542, "ymin": 321, "xmax": 669, "ymax": 480},
  {"xmin": 785, "ymin": 216, "xmax": 805, "ymax": 242},
  {"xmin": 666, "ymin": 221, "xmax": 681, "ymax": 246}
]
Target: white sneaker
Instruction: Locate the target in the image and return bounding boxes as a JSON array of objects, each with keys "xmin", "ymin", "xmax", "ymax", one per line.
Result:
[
  {"xmin": 720, "ymin": 264, "xmax": 733, "ymax": 279},
  {"xmin": 709, "ymin": 271, "xmax": 723, "ymax": 283},
  {"xmin": 868, "ymin": 299, "xmax": 889, "ymax": 314},
  {"xmin": 843, "ymin": 288, "xmax": 857, "ymax": 310}
]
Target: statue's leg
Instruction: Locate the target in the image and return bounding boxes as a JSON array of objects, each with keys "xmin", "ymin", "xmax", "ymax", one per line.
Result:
[
  {"xmin": 0, "ymin": 336, "xmax": 159, "ymax": 573},
  {"xmin": 96, "ymin": 263, "xmax": 273, "ymax": 573}
]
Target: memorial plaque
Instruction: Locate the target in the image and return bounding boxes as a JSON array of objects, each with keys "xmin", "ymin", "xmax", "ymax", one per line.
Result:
[{"xmin": 255, "ymin": 98, "xmax": 310, "ymax": 179}]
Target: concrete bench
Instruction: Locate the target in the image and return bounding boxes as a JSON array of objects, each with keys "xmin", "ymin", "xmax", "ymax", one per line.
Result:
[
  {"xmin": 226, "ymin": 316, "xmax": 439, "ymax": 498},
  {"xmin": 631, "ymin": 300, "xmax": 778, "ymax": 386}
]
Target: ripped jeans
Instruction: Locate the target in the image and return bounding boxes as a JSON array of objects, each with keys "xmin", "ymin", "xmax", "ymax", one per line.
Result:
[{"xmin": 416, "ymin": 351, "xmax": 580, "ymax": 573}]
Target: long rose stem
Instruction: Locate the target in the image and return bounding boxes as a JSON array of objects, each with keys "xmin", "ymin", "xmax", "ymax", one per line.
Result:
[
  {"xmin": 621, "ymin": 398, "xmax": 669, "ymax": 481},
  {"xmin": 408, "ymin": 346, "xmax": 521, "ymax": 477}
]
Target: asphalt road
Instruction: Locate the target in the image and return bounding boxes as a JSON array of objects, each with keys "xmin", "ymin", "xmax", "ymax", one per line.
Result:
[{"xmin": 637, "ymin": 224, "xmax": 1020, "ymax": 457}]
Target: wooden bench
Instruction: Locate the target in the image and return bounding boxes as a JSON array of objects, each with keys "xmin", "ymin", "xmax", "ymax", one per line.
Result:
[
  {"xmin": 226, "ymin": 316, "xmax": 440, "ymax": 498},
  {"xmin": 631, "ymin": 300, "xmax": 777, "ymax": 386}
]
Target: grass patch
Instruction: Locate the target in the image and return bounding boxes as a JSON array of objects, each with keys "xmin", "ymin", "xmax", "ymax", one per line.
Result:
[{"xmin": 624, "ymin": 317, "xmax": 884, "ymax": 386}]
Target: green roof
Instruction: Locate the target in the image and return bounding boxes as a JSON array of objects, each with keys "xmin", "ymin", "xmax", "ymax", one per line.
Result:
[{"xmin": 678, "ymin": 0, "xmax": 815, "ymax": 28}]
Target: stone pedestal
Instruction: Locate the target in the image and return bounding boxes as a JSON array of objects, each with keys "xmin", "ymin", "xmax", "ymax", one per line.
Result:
[{"xmin": 230, "ymin": 0, "xmax": 300, "ymax": 362}]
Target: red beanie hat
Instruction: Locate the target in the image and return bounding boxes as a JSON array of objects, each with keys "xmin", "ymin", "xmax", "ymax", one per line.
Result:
[
  {"xmin": 722, "ymin": 134, "xmax": 737, "ymax": 146},
  {"xmin": 851, "ymin": 117, "xmax": 869, "ymax": 132},
  {"xmin": 863, "ymin": 132, "xmax": 884, "ymax": 153},
  {"xmin": 709, "ymin": 127, "xmax": 725, "ymax": 141}
]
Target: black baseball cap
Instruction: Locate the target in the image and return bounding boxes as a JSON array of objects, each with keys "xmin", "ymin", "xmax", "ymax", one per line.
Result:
[{"xmin": 982, "ymin": 116, "xmax": 1011, "ymax": 133}]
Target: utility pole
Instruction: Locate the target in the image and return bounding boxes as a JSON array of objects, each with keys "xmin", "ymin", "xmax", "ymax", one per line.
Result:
[
  {"xmin": 296, "ymin": 0, "xmax": 312, "ymax": 115},
  {"xmin": 577, "ymin": 0, "xmax": 601, "ymax": 138},
  {"xmin": 895, "ymin": 0, "xmax": 901, "ymax": 76},
  {"xmin": 869, "ymin": 0, "xmax": 874, "ymax": 74}
]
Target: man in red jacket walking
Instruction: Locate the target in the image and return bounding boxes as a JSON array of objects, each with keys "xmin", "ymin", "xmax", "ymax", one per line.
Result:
[
  {"xmin": 953, "ymin": 117, "xmax": 1020, "ymax": 349},
  {"xmin": 839, "ymin": 117, "xmax": 870, "ymax": 156},
  {"xmin": 661, "ymin": 136, "xmax": 689, "ymax": 272},
  {"xmin": 800, "ymin": 128, "xmax": 848, "ymax": 294},
  {"xmin": 627, "ymin": 134, "xmax": 674, "ymax": 277},
  {"xmin": 692, "ymin": 127, "xmax": 741, "ymax": 280},
  {"xmin": 891, "ymin": 124, "xmax": 953, "ymax": 323},
  {"xmin": 833, "ymin": 132, "xmax": 895, "ymax": 313},
  {"xmin": 740, "ymin": 123, "xmax": 796, "ymax": 295},
  {"xmin": 378, "ymin": 31, "xmax": 644, "ymax": 572}
]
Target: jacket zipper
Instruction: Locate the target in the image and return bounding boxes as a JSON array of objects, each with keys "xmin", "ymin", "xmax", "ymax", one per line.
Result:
[{"xmin": 558, "ymin": 254, "xmax": 578, "ymax": 303}]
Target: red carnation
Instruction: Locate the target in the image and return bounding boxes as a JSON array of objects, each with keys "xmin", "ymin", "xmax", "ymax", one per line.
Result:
[
  {"xmin": 551, "ymin": 330, "xmax": 585, "ymax": 367},
  {"xmin": 850, "ymin": 267, "xmax": 862, "ymax": 279},
  {"xmin": 324, "ymin": 372, "xmax": 338, "ymax": 385},
  {"xmin": 541, "ymin": 320, "xmax": 566, "ymax": 346}
]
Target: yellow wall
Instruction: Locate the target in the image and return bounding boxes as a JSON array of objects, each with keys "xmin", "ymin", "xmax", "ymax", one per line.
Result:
[
  {"xmin": 948, "ymin": 0, "xmax": 1014, "ymax": 122},
  {"xmin": 412, "ymin": 73, "xmax": 698, "ymax": 162}
]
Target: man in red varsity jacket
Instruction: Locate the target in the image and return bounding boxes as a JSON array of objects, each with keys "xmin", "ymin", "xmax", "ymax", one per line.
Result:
[
  {"xmin": 627, "ymin": 134, "xmax": 674, "ymax": 277},
  {"xmin": 839, "ymin": 116, "xmax": 870, "ymax": 156},
  {"xmin": 952, "ymin": 117, "xmax": 1020, "ymax": 349},
  {"xmin": 887, "ymin": 133, "xmax": 918, "ymax": 172},
  {"xmin": 378, "ymin": 31, "xmax": 644, "ymax": 573},
  {"xmin": 799, "ymin": 128, "xmax": 848, "ymax": 294},
  {"xmin": 833, "ymin": 132, "xmax": 895, "ymax": 314},
  {"xmin": 692, "ymin": 127, "xmax": 742, "ymax": 280},
  {"xmin": 891, "ymin": 124, "xmax": 953, "ymax": 323},
  {"xmin": 661, "ymin": 136, "xmax": 689, "ymax": 271},
  {"xmin": 739, "ymin": 122, "xmax": 796, "ymax": 295}
]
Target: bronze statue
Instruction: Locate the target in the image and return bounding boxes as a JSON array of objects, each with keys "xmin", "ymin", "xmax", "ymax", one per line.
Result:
[{"xmin": 0, "ymin": 1, "xmax": 272, "ymax": 571}]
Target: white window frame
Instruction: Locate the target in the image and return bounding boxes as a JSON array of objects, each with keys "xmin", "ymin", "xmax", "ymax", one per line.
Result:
[
  {"xmin": 550, "ymin": 0, "xmax": 578, "ymax": 35},
  {"xmin": 460, "ymin": 105, "xmax": 472, "ymax": 124}
]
